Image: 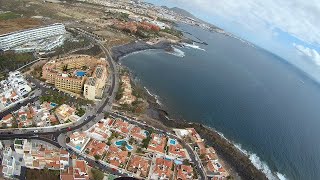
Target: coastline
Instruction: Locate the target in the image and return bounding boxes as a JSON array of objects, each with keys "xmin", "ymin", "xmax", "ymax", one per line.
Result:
[
  {"xmin": 140, "ymin": 85, "xmax": 268, "ymax": 180},
  {"xmin": 113, "ymin": 41, "xmax": 269, "ymax": 179},
  {"xmin": 111, "ymin": 40, "xmax": 175, "ymax": 62}
]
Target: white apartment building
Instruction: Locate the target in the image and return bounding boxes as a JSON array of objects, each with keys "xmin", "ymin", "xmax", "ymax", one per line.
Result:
[
  {"xmin": 0, "ymin": 23, "xmax": 66, "ymax": 51},
  {"xmin": 1, "ymin": 146, "xmax": 15, "ymax": 178}
]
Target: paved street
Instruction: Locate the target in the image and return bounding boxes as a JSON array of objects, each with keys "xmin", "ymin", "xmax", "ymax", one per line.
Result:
[{"xmin": 0, "ymin": 28, "xmax": 208, "ymax": 179}]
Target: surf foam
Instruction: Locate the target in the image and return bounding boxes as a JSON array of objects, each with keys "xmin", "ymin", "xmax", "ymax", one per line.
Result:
[
  {"xmin": 182, "ymin": 42, "xmax": 206, "ymax": 51},
  {"xmin": 234, "ymin": 144, "xmax": 288, "ymax": 180},
  {"xmin": 167, "ymin": 46, "xmax": 185, "ymax": 57}
]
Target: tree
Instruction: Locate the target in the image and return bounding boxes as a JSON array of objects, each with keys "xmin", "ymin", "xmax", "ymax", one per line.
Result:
[
  {"xmin": 94, "ymin": 154, "xmax": 101, "ymax": 160},
  {"xmin": 62, "ymin": 64, "xmax": 68, "ymax": 71},
  {"xmin": 91, "ymin": 168, "xmax": 104, "ymax": 180}
]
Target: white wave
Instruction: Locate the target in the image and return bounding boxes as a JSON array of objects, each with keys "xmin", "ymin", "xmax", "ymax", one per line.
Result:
[
  {"xmin": 234, "ymin": 144, "xmax": 288, "ymax": 180},
  {"xmin": 167, "ymin": 46, "xmax": 185, "ymax": 57},
  {"xmin": 144, "ymin": 87, "xmax": 162, "ymax": 106},
  {"xmin": 182, "ymin": 42, "xmax": 206, "ymax": 51},
  {"xmin": 119, "ymin": 49, "xmax": 159, "ymax": 60}
]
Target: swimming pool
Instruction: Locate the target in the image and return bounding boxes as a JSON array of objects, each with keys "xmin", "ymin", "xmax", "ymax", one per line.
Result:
[
  {"xmin": 169, "ymin": 138, "xmax": 176, "ymax": 145},
  {"xmin": 115, "ymin": 139, "xmax": 133, "ymax": 151},
  {"xmin": 76, "ymin": 71, "xmax": 86, "ymax": 77},
  {"xmin": 75, "ymin": 145, "xmax": 81, "ymax": 150},
  {"xmin": 50, "ymin": 102, "xmax": 57, "ymax": 107}
]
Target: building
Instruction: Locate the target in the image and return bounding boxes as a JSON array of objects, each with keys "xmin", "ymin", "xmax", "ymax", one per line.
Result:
[
  {"xmin": 67, "ymin": 132, "xmax": 91, "ymax": 152},
  {"xmin": 42, "ymin": 55, "xmax": 108, "ymax": 97},
  {"xmin": 0, "ymin": 23, "xmax": 66, "ymax": 52},
  {"xmin": 175, "ymin": 165, "xmax": 194, "ymax": 180},
  {"xmin": 106, "ymin": 145, "xmax": 128, "ymax": 168},
  {"xmin": 83, "ymin": 139, "xmax": 107, "ymax": 158},
  {"xmin": 1, "ymin": 146, "xmax": 15, "ymax": 178},
  {"xmin": 55, "ymin": 104, "xmax": 78, "ymax": 123},
  {"xmin": 147, "ymin": 133, "xmax": 167, "ymax": 154},
  {"xmin": 60, "ymin": 160, "xmax": 89, "ymax": 180},
  {"xmin": 150, "ymin": 157, "xmax": 173, "ymax": 180},
  {"xmin": 83, "ymin": 65, "xmax": 108, "ymax": 100},
  {"xmin": 127, "ymin": 155, "xmax": 151, "ymax": 178}
]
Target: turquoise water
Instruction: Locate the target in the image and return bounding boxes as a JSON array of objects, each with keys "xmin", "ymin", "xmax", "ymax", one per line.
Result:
[
  {"xmin": 75, "ymin": 145, "xmax": 81, "ymax": 150},
  {"xmin": 50, "ymin": 102, "xmax": 57, "ymax": 107},
  {"xmin": 115, "ymin": 140, "xmax": 133, "ymax": 151},
  {"xmin": 76, "ymin": 71, "xmax": 86, "ymax": 77},
  {"xmin": 169, "ymin": 139, "xmax": 176, "ymax": 145}
]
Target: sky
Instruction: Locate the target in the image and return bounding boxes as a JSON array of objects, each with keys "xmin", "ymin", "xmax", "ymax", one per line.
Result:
[{"xmin": 146, "ymin": 0, "xmax": 320, "ymax": 80}]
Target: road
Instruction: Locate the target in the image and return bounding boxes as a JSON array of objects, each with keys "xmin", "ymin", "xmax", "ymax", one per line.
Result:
[
  {"xmin": 0, "ymin": 28, "xmax": 208, "ymax": 179},
  {"xmin": 0, "ymin": 29, "xmax": 121, "ymax": 176},
  {"xmin": 109, "ymin": 112, "xmax": 208, "ymax": 180}
]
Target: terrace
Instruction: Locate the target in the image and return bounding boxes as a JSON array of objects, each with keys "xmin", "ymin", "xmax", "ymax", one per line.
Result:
[
  {"xmin": 68, "ymin": 132, "xmax": 91, "ymax": 152},
  {"xmin": 106, "ymin": 145, "xmax": 129, "ymax": 168},
  {"xmin": 127, "ymin": 155, "xmax": 151, "ymax": 178},
  {"xmin": 84, "ymin": 139, "xmax": 107, "ymax": 159},
  {"xmin": 151, "ymin": 157, "xmax": 174, "ymax": 180},
  {"xmin": 147, "ymin": 133, "xmax": 167, "ymax": 154}
]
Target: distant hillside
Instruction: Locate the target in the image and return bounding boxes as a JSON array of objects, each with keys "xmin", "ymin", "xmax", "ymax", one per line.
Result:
[{"xmin": 162, "ymin": 6, "xmax": 221, "ymax": 30}]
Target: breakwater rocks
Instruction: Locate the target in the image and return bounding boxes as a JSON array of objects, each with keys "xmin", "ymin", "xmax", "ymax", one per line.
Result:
[{"xmin": 111, "ymin": 40, "xmax": 174, "ymax": 61}]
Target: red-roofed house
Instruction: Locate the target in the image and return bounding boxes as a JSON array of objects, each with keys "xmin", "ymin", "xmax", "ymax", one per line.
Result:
[
  {"xmin": 175, "ymin": 165, "xmax": 194, "ymax": 180},
  {"xmin": 127, "ymin": 155, "xmax": 151, "ymax": 178},
  {"xmin": 147, "ymin": 134, "xmax": 167, "ymax": 154},
  {"xmin": 151, "ymin": 157, "xmax": 173, "ymax": 180},
  {"xmin": 111, "ymin": 119, "xmax": 131, "ymax": 134},
  {"xmin": 84, "ymin": 139, "xmax": 107, "ymax": 158},
  {"xmin": 106, "ymin": 145, "xmax": 128, "ymax": 168},
  {"xmin": 130, "ymin": 126, "xmax": 147, "ymax": 141}
]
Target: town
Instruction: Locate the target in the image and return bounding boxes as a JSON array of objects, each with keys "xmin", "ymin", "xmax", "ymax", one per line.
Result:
[{"xmin": 0, "ymin": 0, "xmax": 233, "ymax": 180}]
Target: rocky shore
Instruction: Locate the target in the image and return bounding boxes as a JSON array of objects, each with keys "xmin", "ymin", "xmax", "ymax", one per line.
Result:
[
  {"xmin": 111, "ymin": 40, "xmax": 175, "ymax": 61},
  {"xmin": 112, "ymin": 40, "xmax": 268, "ymax": 180},
  {"xmin": 143, "ymin": 86, "xmax": 268, "ymax": 180}
]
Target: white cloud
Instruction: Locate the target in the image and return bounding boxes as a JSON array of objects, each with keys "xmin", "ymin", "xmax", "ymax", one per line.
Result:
[
  {"xmin": 166, "ymin": 0, "xmax": 320, "ymax": 45},
  {"xmin": 293, "ymin": 43, "xmax": 320, "ymax": 66}
]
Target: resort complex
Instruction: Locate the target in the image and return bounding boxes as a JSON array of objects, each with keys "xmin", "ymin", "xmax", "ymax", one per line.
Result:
[
  {"xmin": 42, "ymin": 55, "xmax": 108, "ymax": 100},
  {"xmin": 0, "ymin": 23, "xmax": 66, "ymax": 52}
]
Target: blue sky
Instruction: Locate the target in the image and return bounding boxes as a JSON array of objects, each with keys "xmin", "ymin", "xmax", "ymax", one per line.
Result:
[{"xmin": 146, "ymin": 0, "xmax": 320, "ymax": 80}]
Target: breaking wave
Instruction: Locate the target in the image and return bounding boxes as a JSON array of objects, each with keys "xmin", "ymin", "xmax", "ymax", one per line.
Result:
[
  {"xmin": 234, "ymin": 143, "xmax": 288, "ymax": 180},
  {"xmin": 144, "ymin": 87, "xmax": 162, "ymax": 106},
  {"xmin": 167, "ymin": 46, "xmax": 185, "ymax": 57},
  {"xmin": 181, "ymin": 42, "xmax": 206, "ymax": 51}
]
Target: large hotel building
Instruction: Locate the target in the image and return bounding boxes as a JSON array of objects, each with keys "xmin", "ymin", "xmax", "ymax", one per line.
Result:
[
  {"xmin": 42, "ymin": 55, "xmax": 108, "ymax": 100},
  {"xmin": 0, "ymin": 23, "xmax": 66, "ymax": 51}
]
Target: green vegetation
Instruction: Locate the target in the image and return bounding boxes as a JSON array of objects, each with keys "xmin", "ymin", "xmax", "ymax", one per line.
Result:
[
  {"xmin": 121, "ymin": 141, "xmax": 127, "ymax": 151},
  {"xmin": 141, "ymin": 134, "xmax": 152, "ymax": 149},
  {"xmin": 91, "ymin": 168, "xmax": 104, "ymax": 180},
  {"xmin": 26, "ymin": 168, "xmax": 60, "ymax": 180},
  {"xmin": 14, "ymin": 139, "xmax": 23, "ymax": 145},
  {"xmin": 0, "ymin": 51, "xmax": 34, "ymax": 80},
  {"xmin": 39, "ymin": 90, "xmax": 92, "ymax": 107},
  {"xmin": 183, "ymin": 159, "xmax": 191, "ymax": 166},
  {"xmin": 76, "ymin": 107, "xmax": 85, "ymax": 117},
  {"xmin": 0, "ymin": 12, "xmax": 20, "ymax": 20},
  {"xmin": 104, "ymin": 112, "xmax": 110, "ymax": 118},
  {"xmin": 115, "ymin": 82, "xmax": 124, "ymax": 101},
  {"xmin": 94, "ymin": 154, "xmax": 101, "ymax": 160},
  {"xmin": 161, "ymin": 27, "xmax": 183, "ymax": 37},
  {"xmin": 62, "ymin": 64, "xmax": 68, "ymax": 71}
]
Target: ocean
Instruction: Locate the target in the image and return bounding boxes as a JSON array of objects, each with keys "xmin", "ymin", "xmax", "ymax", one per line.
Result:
[{"xmin": 121, "ymin": 23, "xmax": 320, "ymax": 180}]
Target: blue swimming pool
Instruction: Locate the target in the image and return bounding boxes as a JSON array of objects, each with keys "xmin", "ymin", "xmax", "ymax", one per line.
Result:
[
  {"xmin": 169, "ymin": 138, "xmax": 176, "ymax": 145},
  {"xmin": 115, "ymin": 140, "xmax": 133, "ymax": 151},
  {"xmin": 50, "ymin": 102, "xmax": 57, "ymax": 107},
  {"xmin": 75, "ymin": 145, "xmax": 81, "ymax": 150},
  {"xmin": 76, "ymin": 71, "xmax": 86, "ymax": 77}
]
